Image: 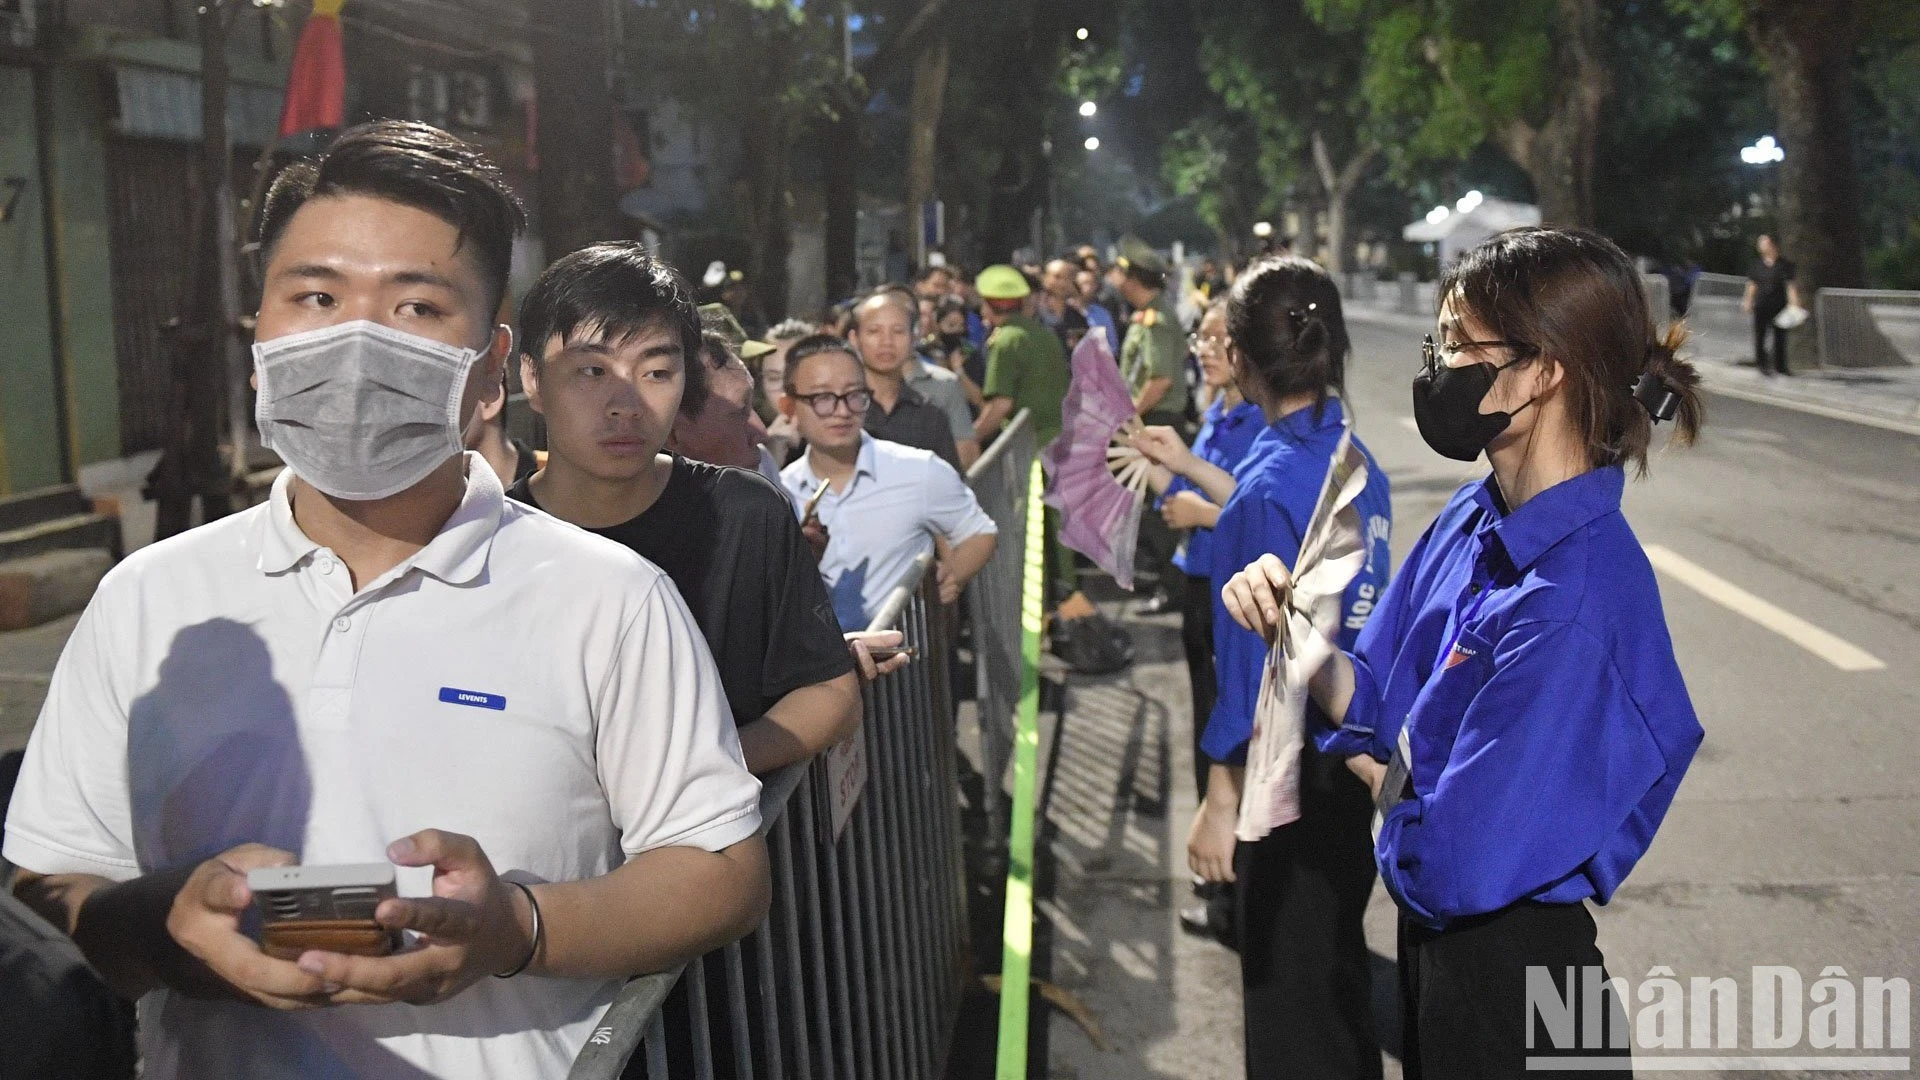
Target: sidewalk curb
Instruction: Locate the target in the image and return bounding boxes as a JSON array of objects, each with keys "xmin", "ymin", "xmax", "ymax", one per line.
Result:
[
  {"xmin": 1345, "ymin": 302, "xmax": 1920, "ymax": 439},
  {"xmin": 1691, "ymin": 378, "xmax": 1920, "ymax": 438}
]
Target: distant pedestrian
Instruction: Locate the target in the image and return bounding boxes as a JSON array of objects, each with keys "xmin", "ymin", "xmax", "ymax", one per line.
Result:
[
  {"xmin": 848, "ymin": 289, "xmax": 973, "ymax": 471},
  {"xmin": 1039, "ymin": 257, "xmax": 1118, "ymax": 350},
  {"xmin": 1742, "ymin": 234, "xmax": 1802, "ymax": 376},
  {"xmin": 926, "ymin": 297, "xmax": 987, "ymax": 409},
  {"xmin": 1661, "ymin": 260, "xmax": 1700, "ymax": 319}
]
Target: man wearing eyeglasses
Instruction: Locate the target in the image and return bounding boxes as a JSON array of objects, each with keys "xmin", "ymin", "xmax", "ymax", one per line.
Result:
[{"xmin": 778, "ymin": 335, "xmax": 998, "ymax": 630}]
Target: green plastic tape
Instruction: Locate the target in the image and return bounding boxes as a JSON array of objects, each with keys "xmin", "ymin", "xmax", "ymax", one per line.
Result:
[{"xmin": 996, "ymin": 459, "xmax": 1048, "ymax": 1080}]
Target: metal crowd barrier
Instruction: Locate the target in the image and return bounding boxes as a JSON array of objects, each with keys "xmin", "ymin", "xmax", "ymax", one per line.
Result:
[
  {"xmin": 963, "ymin": 410, "xmax": 1037, "ymax": 847},
  {"xmin": 1817, "ymin": 288, "xmax": 1920, "ymax": 369},
  {"xmin": 569, "ymin": 410, "xmax": 1040, "ymax": 1079},
  {"xmin": 1341, "ymin": 271, "xmax": 1380, "ymax": 304},
  {"xmin": 1641, "ymin": 273, "xmax": 1671, "ymax": 334},
  {"xmin": 1682, "ymin": 271, "xmax": 1751, "ymax": 363}
]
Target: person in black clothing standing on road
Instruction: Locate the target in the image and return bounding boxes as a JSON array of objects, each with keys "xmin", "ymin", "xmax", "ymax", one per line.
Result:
[{"xmin": 1742, "ymin": 233, "xmax": 1802, "ymax": 376}]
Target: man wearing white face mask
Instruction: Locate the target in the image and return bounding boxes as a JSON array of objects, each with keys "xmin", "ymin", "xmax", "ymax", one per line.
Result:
[{"xmin": 3, "ymin": 122, "xmax": 769, "ymax": 1080}]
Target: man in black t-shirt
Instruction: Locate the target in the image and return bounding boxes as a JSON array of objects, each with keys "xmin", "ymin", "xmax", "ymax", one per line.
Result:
[
  {"xmin": 1743, "ymin": 233, "xmax": 1802, "ymax": 376},
  {"xmin": 510, "ymin": 242, "xmax": 904, "ymax": 775}
]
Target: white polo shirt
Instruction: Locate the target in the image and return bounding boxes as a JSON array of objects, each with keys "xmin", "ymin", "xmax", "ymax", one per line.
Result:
[
  {"xmin": 2, "ymin": 455, "xmax": 760, "ymax": 1080},
  {"xmin": 781, "ymin": 434, "xmax": 996, "ymax": 630}
]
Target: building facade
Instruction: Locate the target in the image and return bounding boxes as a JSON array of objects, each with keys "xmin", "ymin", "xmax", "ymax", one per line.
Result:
[{"xmin": 0, "ymin": 0, "xmax": 533, "ymax": 541}]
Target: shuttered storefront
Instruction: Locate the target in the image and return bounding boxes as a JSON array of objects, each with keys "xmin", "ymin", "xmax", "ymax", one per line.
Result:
[{"xmin": 104, "ymin": 63, "xmax": 273, "ymax": 454}]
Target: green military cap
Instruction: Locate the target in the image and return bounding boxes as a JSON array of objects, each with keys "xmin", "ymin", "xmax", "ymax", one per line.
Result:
[
  {"xmin": 976, "ymin": 264, "xmax": 1032, "ymax": 301},
  {"xmin": 1114, "ymin": 235, "xmax": 1168, "ymax": 278},
  {"xmin": 698, "ymin": 302, "xmax": 775, "ymax": 361}
]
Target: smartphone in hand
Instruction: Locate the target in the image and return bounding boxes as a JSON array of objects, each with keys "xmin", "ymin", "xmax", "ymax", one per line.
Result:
[{"xmin": 248, "ymin": 863, "xmax": 402, "ymax": 960}]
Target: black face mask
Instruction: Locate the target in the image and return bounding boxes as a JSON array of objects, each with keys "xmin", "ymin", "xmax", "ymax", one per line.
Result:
[
  {"xmin": 1411, "ymin": 340, "xmax": 1534, "ymax": 461},
  {"xmin": 939, "ymin": 331, "xmax": 969, "ymax": 352}
]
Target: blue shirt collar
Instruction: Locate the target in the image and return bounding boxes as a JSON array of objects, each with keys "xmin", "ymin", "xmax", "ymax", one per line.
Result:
[
  {"xmin": 1470, "ymin": 465, "xmax": 1625, "ymax": 572},
  {"xmin": 1265, "ymin": 395, "xmax": 1345, "ymax": 444},
  {"xmin": 1207, "ymin": 396, "xmax": 1261, "ymax": 428}
]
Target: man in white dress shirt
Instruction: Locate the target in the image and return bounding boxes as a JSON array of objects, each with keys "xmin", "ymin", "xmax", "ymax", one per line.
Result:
[{"xmin": 778, "ymin": 335, "xmax": 997, "ymax": 630}]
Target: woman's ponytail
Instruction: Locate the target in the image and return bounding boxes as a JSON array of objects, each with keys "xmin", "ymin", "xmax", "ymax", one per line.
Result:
[{"xmin": 1226, "ymin": 256, "xmax": 1348, "ymax": 413}]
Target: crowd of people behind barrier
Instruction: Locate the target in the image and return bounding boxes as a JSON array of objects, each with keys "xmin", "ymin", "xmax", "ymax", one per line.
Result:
[{"xmin": 0, "ymin": 116, "xmax": 1712, "ymax": 1080}]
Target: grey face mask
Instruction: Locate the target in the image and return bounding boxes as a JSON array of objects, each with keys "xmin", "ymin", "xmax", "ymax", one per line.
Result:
[{"xmin": 253, "ymin": 320, "xmax": 485, "ymax": 501}]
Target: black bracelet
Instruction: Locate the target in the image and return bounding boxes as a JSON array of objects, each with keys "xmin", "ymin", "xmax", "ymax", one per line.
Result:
[{"xmin": 493, "ymin": 880, "xmax": 542, "ymax": 979}]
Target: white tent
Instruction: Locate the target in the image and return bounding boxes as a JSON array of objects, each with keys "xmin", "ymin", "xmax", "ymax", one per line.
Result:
[{"xmin": 1403, "ymin": 196, "xmax": 1541, "ymax": 266}]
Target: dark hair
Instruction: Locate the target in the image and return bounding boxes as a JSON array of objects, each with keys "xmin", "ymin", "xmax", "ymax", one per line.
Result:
[
  {"xmin": 1226, "ymin": 255, "xmax": 1347, "ymax": 416},
  {"xmin": 782, "ymin": 333, "xmax": 864, "ymax": 394},
  {"xmin": 1123, "ymin": 262, "xmax": 1167, "ymax": 291},
  {"xmin": 515, "ymin": 241, "xmax": 708, "ymax": 417},
  {"xmin": 934, "ymin": 296, "xmax": 969, "ymax": 323},
  {"xmin": 257, "ymin": 121, "xmax": 526, "ymax": 310},
  {"xmin": 1440, "ymin": 226, "xmax": 1702, "ymax": 476}
]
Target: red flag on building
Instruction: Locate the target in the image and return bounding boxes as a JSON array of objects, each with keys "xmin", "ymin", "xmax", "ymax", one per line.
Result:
[{"xmin": 278, "ymin": 0, "xmax": 347, "ymax": 138}]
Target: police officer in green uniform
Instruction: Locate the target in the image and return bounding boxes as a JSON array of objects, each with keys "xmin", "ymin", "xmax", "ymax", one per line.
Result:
[
  {"xmin": 973, "ymin": 265, "xmax": 1133, "ymax": 675},
  {"xmin": 1112, "ymin": 242, "xmax": 1189, "ymax": 428},
  {"xmin": 1108, "ymin": 242, "xmax": 1190, "ymax": 609}
]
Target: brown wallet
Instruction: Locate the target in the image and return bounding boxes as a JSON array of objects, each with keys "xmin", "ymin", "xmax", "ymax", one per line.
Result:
[{"xmin": 260, "ymin": 920, "xmax": 400, "ymax": 961}]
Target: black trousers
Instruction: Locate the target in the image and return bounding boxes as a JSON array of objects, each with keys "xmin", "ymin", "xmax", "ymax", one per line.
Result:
[
  {"xmin": 1399, "ymin": 901, "xmax": 1631, "ymax": 1080},
  {"xmin": 1236, "ymin": 743, "xmax": 1381, "ymax": 1080},
  {"xmin": 1181, "ymin": 572, "xmax": 1217, "ymax": 798},
  {"xmin": 1753, "ymin": 309, "xmax": 1789, "ymax": 373}
]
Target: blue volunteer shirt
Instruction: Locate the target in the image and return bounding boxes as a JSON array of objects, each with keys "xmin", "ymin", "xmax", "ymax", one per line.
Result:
[
  {"xmin": 1083, "ymin": 302, "xmax": 1119, "ymax": 350},
  {"xmin": 1202, "ymin": 397, "xmax": 1393, "ymax": 765},
  {"xmin": 1163, "ymin": 396, "xmax": 1265, "ymax": 577},
  {"xmin": 1327, "ymin": 466, "xmax": 1704, "ymax": 929}
]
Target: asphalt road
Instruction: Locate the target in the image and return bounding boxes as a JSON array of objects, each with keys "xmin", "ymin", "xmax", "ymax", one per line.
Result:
[{"xmin": 1342, "ymin": 305, "xmax": 1920, "ymax": 1075}]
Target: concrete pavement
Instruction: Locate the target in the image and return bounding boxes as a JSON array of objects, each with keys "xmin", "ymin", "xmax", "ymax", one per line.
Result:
[{"xmin": 1036, "ymin": 308, "xmax": 1918, "ymax": 1078}]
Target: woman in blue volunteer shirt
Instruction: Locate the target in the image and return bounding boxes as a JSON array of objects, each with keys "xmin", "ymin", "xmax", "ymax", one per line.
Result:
[
  {"xmin": 1224, "ymin": 228, "xmax": 1706, "ymax": 1079},
  {"xmin": 1178, "ymin": 256, "xmax": 1394, "ymax": 1080},
  {"xmin": 1136, "ymin": 299, "xmax": 1265, "ymax": 803},
  {"xmin": 1135, "ymin": 297, "xmax": 1267, "ymax": 940}
]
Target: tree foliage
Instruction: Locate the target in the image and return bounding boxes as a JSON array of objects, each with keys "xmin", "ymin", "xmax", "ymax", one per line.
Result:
[
  {"xmin": 1161, "ymin": 112, "xmax": 1264, "ymax": 247},
  {"xmin": 1308, "ymin": 0, "xmax": 1612, "ymax": 226}
]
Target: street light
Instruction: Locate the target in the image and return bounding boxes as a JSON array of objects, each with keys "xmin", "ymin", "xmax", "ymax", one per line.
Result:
[
  {"xmin": 1740, "ymin": 135, "xmax": 1784, "ymax": 165},
  {"xmin": 1079, "ymin": 101, "xmax": 1097, "ymax": 118},
  {"xmin": 1454, "ymin": 189, "xmax": 1484, "ymax": 214},
  {"xmin": 1076, "ymin": 27, "xmax": 1089, "ymax": 40},
  {"xmin": 1425, "ymin": 205, "xmax": 1450, "ymax": 225},
  {"xmin": 1252, "ymin": 220, "xmax": 1274, "ymax": 239},
  {"xmin": 1084, "ymin": 136, "xmax": 1100, "ymax": 151}
]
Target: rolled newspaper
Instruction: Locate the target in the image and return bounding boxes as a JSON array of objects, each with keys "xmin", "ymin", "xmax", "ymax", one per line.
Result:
[{"xmin": 1235, "ymin": 424, "xmax": 1373, "ymax": 842}]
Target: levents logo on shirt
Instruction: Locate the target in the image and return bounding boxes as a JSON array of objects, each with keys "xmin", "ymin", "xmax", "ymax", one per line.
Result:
[
  {"xmin": 439, "ymin": 687, "xmax": 507, "ymax": 711},
  {"xmin": 1443, "ymin": 643, "xmax": 1478, "ymax": 670}
]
